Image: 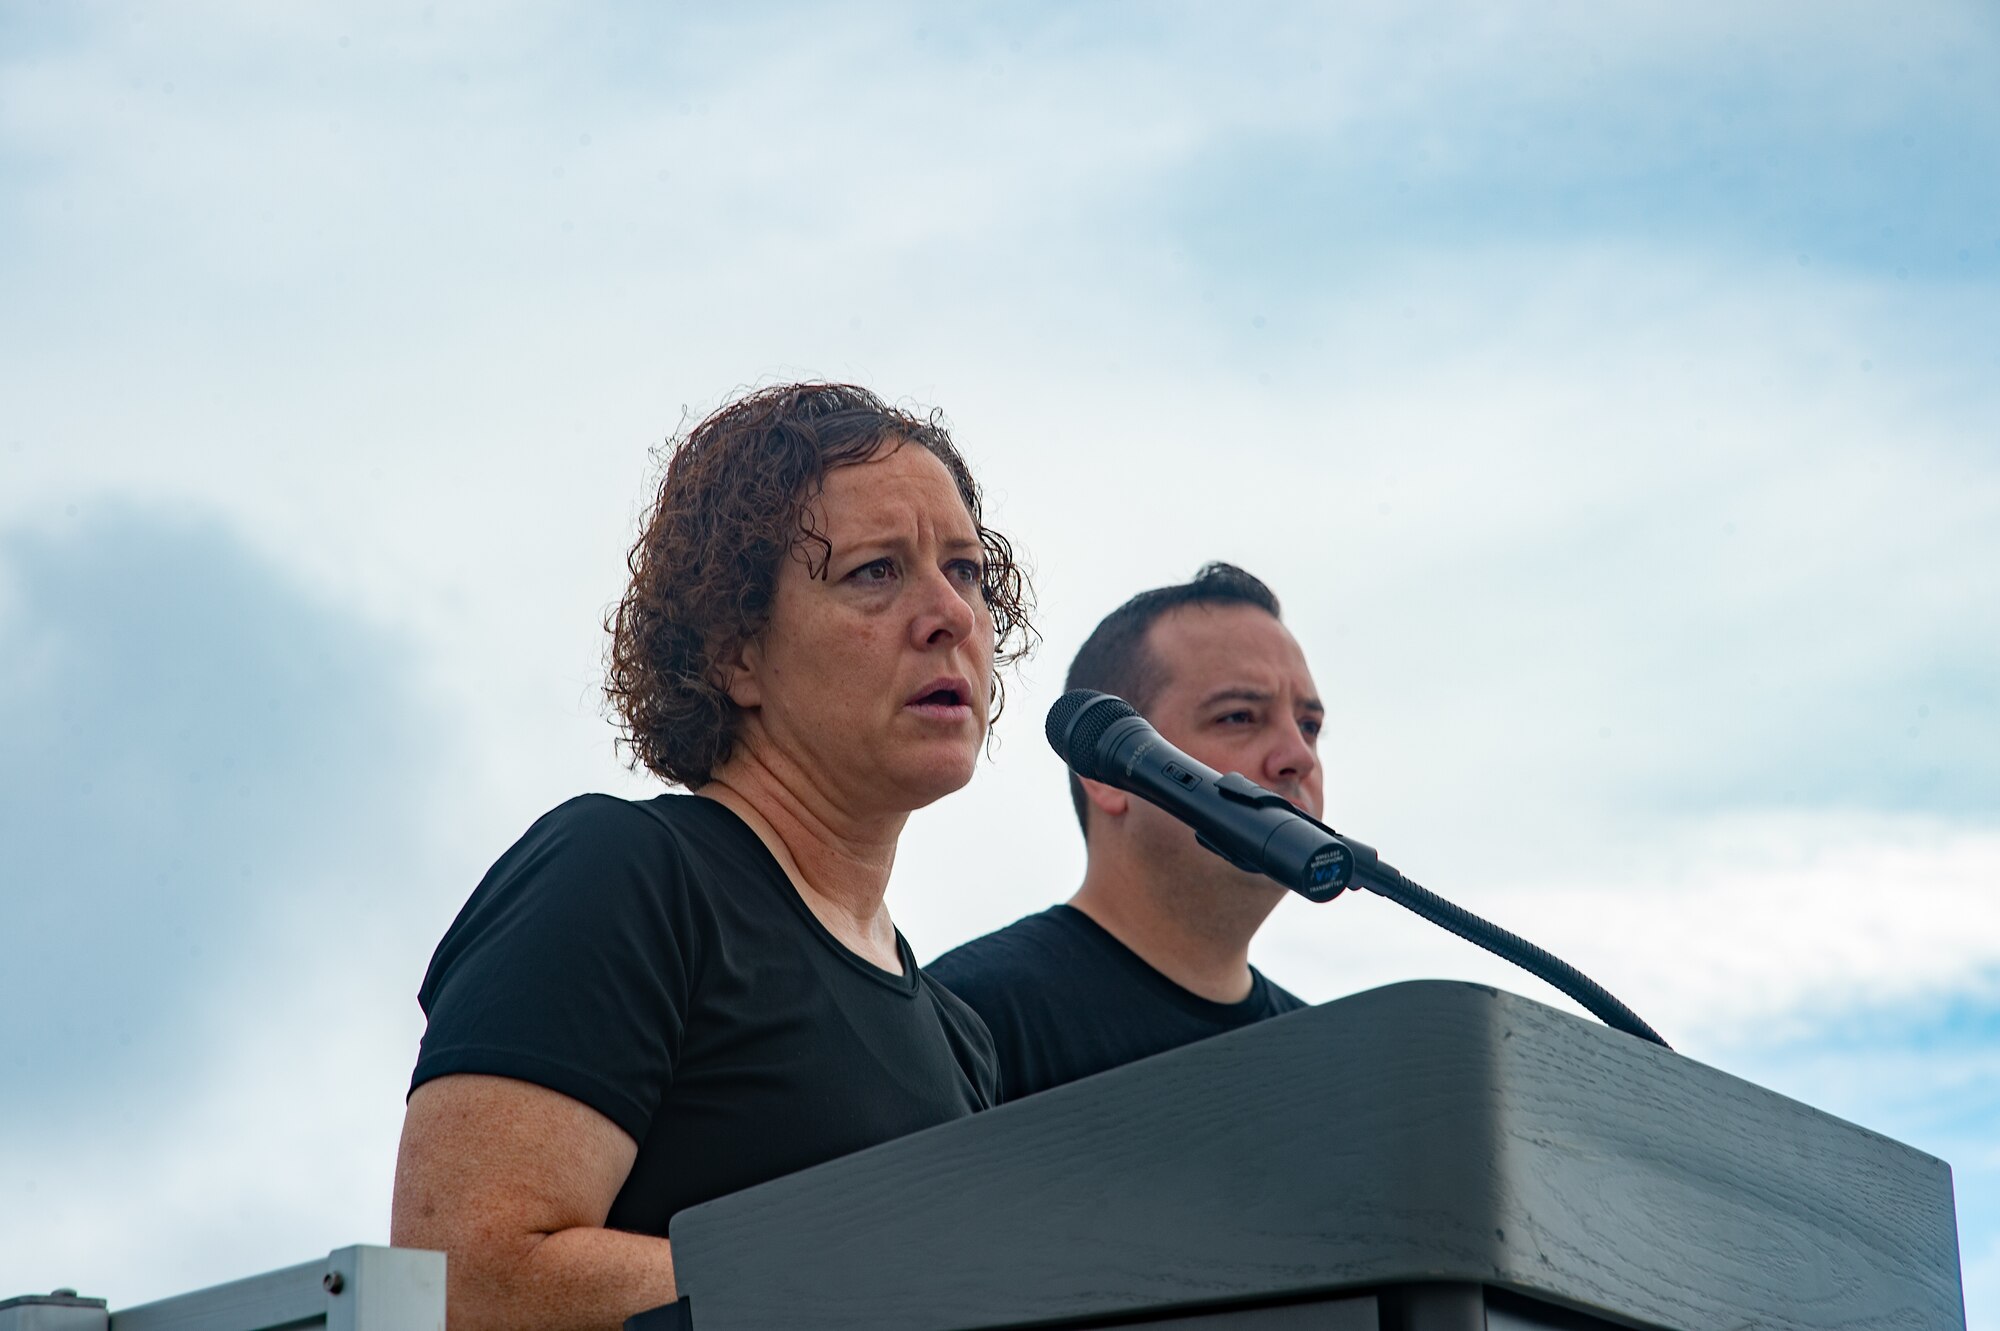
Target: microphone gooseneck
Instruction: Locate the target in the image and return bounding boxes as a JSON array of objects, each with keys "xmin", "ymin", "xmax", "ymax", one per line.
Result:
[{"xmin": 1046, "ymin": 688, "xmax": 1670, "ymax": 1049}]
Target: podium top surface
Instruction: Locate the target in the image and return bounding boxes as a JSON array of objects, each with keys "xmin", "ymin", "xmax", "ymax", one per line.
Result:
[{"xmin": 671, "ymin": 980, "xmax": 1964, "ymax": 1331}]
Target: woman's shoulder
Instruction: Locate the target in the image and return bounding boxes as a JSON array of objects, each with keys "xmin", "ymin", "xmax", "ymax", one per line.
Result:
[
  {"xmin": 501, "ymin": 792, "xmax": 770, "ymax": 898},
  {"xmin": 427, "ymin": 796, "xmax": 743, "ymax": 995},
  {"xmin": 521, "ymin": 791, "xmax": 735, "ymax": 851},
  {"xmin": 527, "ymin": 789, "xmax": 676, "ymax": 831},
  {"xmin": 471, "ymin": 793, "xmax": 682, "ymax": 903}
]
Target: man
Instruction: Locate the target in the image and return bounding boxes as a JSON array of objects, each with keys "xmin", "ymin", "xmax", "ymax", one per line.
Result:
[{"xmin": 930, "ymin": 562, "xmax": 1322, "ymax": 1100}]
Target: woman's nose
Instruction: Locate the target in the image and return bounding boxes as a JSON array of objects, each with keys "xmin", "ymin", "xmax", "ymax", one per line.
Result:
[{"xmin": 914, "ymin": 566, "xmax": 977, "ymax": 647}]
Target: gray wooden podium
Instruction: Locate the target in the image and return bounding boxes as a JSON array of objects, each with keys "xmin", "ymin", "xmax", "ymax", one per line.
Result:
[{"xmin": 669, "ymin": 980, "xmax": 1966, "ymax": 1330}]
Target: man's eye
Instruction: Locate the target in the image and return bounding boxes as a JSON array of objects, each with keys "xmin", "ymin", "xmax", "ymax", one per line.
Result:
[
  {"xmin": 1300, "ymin": 718, "xmax": 1324, "ymax": 740},
  {"xmin": 1217, "ymin": 710, "xmax": 1254, "ymax": 726}
]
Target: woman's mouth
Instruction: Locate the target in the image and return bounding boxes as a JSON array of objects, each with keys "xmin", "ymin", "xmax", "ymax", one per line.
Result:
[{"xmin": 906, "ymin": 679, "xmax": 975, "ymax": 717}]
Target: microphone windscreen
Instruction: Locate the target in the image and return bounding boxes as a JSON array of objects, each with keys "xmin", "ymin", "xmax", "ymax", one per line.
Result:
[{"xmin": 1045, "ymin": 689, "xmax": 1137, "ymax": 779}]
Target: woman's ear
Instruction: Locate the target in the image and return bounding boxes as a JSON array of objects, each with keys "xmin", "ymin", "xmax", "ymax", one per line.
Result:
[
  {"xmin": 716, "ymin": 636, "xmax": 762, "ymax": 709},
  {"xmin": 1081, "ymin": 776, "xmax": 1129, "ymax": 819}
]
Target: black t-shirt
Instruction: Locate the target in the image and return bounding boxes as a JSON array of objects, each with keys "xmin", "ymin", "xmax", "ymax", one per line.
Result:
[
  {"xmin": 410, "ymin": 793, "xmax": 997, "ymax": 1236},
  {"xmin": 927, "ymin": 904, "xmax": 1305, "ymax": 1102}
]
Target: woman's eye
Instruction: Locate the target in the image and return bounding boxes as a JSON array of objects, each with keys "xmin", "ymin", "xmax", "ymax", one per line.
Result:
[
  {"xmin": 948, "ymin": 560, "xmax": 985, "ymax": 585},
  {"xmin": 850, "ymin": 558, "xmax": 896, "ymax": 582}
]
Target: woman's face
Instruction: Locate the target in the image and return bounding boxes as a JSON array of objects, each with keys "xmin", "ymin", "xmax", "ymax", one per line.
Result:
[{"xmin": 727, "ymin": 442, "xmax": 997, "ymax": 817}]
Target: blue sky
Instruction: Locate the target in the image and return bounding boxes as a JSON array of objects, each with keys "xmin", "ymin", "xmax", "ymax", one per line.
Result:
[{"xmin": 3, "ymin": 2, "xmax": 1995, "ymax": 1323}]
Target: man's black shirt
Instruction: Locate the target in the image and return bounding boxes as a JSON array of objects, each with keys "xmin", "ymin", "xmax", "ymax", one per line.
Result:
[
  {"xmin": 927, "ymin": 904, "xmax": 1305, "ymax": 1101},
  {"xmin": 411, "ymin": 794, "xmax": 997, "ymax": 1236}
]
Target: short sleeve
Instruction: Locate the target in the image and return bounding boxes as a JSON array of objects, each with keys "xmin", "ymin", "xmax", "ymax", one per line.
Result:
[{"xmin": 410, "ymin": 795, "xmax": 700, "ymax": 1142}]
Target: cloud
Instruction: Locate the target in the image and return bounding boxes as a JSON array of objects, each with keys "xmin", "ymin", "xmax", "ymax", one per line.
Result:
[
  {"xmin": 914, "ymin": 246, "xmax": 2000, "ymax": 909},
  {"xmin": 0, "ymin": 500, "xmax": 452, "ymax": 1302},
  {"xmin": 1161, "ymin": 20, "xmax": 2000, "ymax": 290},
  {"xmin": 0, "ymin": 502, "xmax": 431, "ymax": 1104}
]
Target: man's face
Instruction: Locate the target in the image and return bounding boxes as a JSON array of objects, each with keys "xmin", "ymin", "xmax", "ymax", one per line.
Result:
[{"xmin": 1138, "ymin": 602, "xmax": 1325, "ymax": 820}]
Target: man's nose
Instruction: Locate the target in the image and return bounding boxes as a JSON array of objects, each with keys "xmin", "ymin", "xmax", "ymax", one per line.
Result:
[{"xmin": 1262, "ymin": 722, "xmax": 1317, "ymax": 798}]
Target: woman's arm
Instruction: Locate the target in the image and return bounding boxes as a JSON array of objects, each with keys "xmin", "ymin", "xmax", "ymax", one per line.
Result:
[{"xmin": 391, "ymin": 1074, "xmax": 677, "ymax": 1331}]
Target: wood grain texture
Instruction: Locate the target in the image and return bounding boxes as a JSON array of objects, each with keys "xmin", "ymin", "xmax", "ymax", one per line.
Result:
[{"xmin": 671, "ymin": 981, "xmax": 1965, "ymax": 1331}]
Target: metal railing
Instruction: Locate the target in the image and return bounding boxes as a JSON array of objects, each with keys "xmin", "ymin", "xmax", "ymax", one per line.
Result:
[{"xmin": 0, "ymin": 1246, "xmax": 443, "ymax": 1331}]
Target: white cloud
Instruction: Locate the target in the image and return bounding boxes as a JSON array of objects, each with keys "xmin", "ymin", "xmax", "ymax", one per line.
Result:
[
  {"xmin": 0, "ymin": 910, "xmax": 428, "ymax": 1306},
  {"xmin": 1251, "ymin": 812, "xmax": 2000, "ymax": 1038}
]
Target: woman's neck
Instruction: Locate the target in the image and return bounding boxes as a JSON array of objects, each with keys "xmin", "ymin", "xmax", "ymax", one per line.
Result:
[{"xmin": 697, "ymin": 757, "xmax": 905, "ymax": 973}]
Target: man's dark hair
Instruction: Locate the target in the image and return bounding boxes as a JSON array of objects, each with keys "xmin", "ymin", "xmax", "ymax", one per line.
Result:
[{"xmin": 1063, "ymin": 562, "xmax": 1281, "ymax": 834}]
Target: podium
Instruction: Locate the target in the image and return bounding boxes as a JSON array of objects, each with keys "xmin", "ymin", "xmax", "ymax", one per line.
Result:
[{"xmin": 669, "ymin": 981, "xmax": 1965, "ymax": 1330}]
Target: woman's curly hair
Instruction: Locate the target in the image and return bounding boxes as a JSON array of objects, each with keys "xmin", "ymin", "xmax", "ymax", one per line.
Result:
[{"xmin": 606, "ymin": 382, "xmax": 1035, "ymax": 788}]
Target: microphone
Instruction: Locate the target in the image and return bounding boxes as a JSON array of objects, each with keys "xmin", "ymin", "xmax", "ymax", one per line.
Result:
[
  {"xmin": 1045, "ymin": 688, "xmax": 1357, "ymax": 902},
  {"xmin": 1044, "ymin": 688, "xmax": 1673, "ymax": 1048}
]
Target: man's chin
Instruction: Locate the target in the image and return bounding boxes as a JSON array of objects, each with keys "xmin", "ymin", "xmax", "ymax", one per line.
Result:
[
  {"xmin": 1270, "ymin": 787, "xmax": 1319, "ymax": 818},
  {"xmin": 1226, "ymin": 864, "xmax": 1292, "ymax": 896}
]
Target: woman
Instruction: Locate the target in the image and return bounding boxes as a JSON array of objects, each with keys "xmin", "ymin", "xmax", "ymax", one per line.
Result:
[{"xmin": 390, "ymin": 383, "xmax": 1033, "ymax": 1331}]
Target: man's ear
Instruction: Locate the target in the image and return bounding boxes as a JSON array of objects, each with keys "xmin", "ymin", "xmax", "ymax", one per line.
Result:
[
  {"xmin": 716, "ymin": 635, "xmax": 762, "ymax": 709},
  {"xmin": 1080, "ymin": 776, "xmax": 1129, "ymax": 819}
]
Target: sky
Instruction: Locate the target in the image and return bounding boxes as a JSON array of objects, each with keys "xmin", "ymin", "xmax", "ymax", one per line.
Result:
[{"xmin": 2, "ymin": 0, "xmax": 1996, "ymax": 1323}]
